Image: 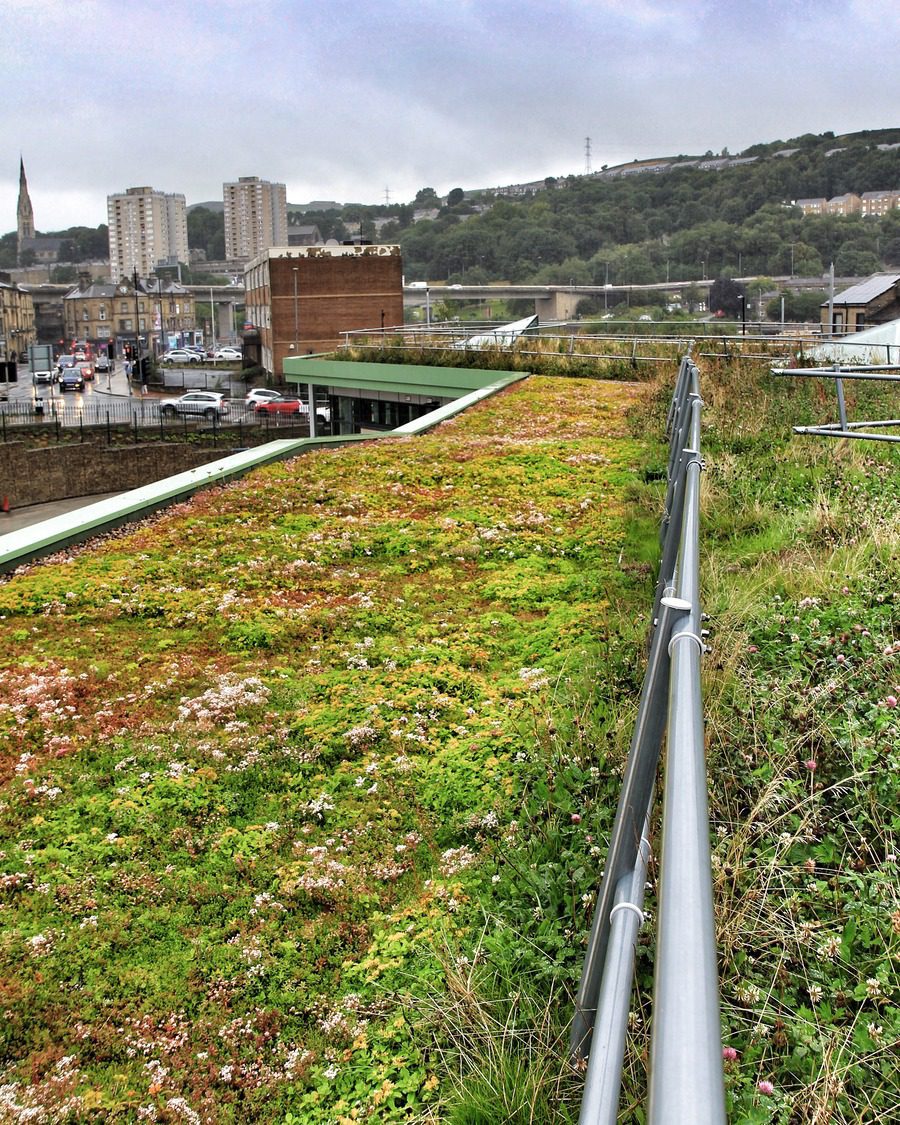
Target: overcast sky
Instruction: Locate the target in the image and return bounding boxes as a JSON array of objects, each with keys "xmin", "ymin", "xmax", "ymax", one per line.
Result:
[{"xmin": 3, "ymin": 0, "xmax": 900, "ymax": 234}]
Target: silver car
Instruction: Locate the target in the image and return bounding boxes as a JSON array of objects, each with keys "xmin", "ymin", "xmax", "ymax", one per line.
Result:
[{"xmin": 159, "ymin": 391, "xmax": 230, "ymax": 420}]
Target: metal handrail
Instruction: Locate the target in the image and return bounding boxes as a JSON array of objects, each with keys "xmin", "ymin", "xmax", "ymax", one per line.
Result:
[
  {"xmin": 772, "ymin": 364, "xmax": 900, "ymax": 442},
  {"xmin": 574, "ymin": 357, "xmax": 725, "ymax": 1123}
]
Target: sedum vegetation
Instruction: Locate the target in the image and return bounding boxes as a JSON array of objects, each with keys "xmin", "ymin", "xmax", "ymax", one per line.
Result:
[{"xmin": 0, "ymin": 358, "xmax": 896, "ymax": 1123}]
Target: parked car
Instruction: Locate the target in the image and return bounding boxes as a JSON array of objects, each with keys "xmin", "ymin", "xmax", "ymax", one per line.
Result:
[
  {"xmin": 245, "ymin": 388, "xmax": 285, "ymax": 407},
  {"xmin": 59, "ymin": 368, "xmax": 85, "ymax": 391},
  {"xmin": 95, "ymin": 354, "xmax": 110, "ymax": 372},
  {"xmin": 159, "ymin": 391, "xmax": 230, "ymax": 420},
  {"xmin": 161, "ymin": 348, "xmax": 202, "ymax": 365},
  {"xmin": 254, "ymin": 397, "xmax": 306, "ymax": 415},
  {"xmin": 32, "ymin": 369, "xmax": 56, "ymax": 386},
  {"xmin": 76, "ymin": 362, "xmax": 94, "ymax": 381},
  {"xmin": 213, "ymin": 347, "xmax": 241, "ymax": 361}
]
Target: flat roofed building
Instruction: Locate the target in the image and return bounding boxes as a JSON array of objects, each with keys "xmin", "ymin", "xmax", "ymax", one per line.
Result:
[
  {"xmin": 223, "ymin": 177, "xmax": 287, "ymax": 262},
  {"xmin": 244, "ymin": 244, "xmax": 403, "ymax": 378},
  {"xmin": 108, "ymin": 187, "xmax": 189, "ymax": 280}
]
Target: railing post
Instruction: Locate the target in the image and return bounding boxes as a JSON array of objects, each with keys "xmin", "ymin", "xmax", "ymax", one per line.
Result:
[{"xmin": 834, "ymin": 373, "xmax": 848, "ymax": 432}]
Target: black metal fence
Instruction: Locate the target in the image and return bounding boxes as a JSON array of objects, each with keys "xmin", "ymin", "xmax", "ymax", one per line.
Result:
[{"xmin": 0, "ymin": 397, "xmax": 320, "ymax": 445}]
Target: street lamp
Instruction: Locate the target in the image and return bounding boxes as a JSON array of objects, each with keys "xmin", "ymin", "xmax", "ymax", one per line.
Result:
[
  {"xmin": 292, "ymin": 267, "xmax": 299, "ymax": 351},
  {"xmin": 157, "ymin": 275, "xmax": 165, "ymax": 356},
  {"xmin": 738, "ymin": 294, "xmax": 746, "ymax": 336}
]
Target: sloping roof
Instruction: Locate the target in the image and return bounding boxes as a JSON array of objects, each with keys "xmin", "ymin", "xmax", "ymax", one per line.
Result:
[
  {"xmin": 65, "ymin": 283, "xmax": 118, "ymax": 298},
  {"xmin": 828, "ymin": 274, "xmax": 900, "ymax": 306},
  {"xmin": 808, "ymin": 317, "xmax": 900, "ymax": 362}
]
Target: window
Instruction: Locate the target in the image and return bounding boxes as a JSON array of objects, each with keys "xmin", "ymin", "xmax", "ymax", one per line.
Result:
[
  {"xmin": 98, "ymin": 306, "xmax": 106, "ymax": 320},
  {"xmin": 120, "ymin": 319, "xmax": 133, "ymax": 331},
  {"xmin": 82, "ymin": 309, "xmax": 90, "ymax": 321},
  {"xmin": 120, "ymin": 301, "xmax": 128, "ymax": 313}
]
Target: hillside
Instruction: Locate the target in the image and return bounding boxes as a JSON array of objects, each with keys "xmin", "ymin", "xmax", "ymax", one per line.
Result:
[{"xmin": 394, "ymin": 129, "xmax": 900, "ymax": 293}]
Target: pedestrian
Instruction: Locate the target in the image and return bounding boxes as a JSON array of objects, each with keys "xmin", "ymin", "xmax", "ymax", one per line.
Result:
[{"xmin": 125, "ymin": 359, "xmax": 132, "ymax": 378}]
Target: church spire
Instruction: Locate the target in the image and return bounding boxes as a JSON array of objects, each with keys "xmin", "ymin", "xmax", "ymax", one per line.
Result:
[{"xmin": 17, "ymin": 157, "xmax": 35, "ymax": 263}]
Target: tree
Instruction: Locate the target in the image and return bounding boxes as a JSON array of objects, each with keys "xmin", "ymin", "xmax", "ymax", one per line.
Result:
[
  {"xmin": 708, "ymin": 276, "xmax": 746, "ymax": 317},
  {"xmin": 446, "ymin": 187, "xmax": 465, "ymax": 207},
  {"xmin": 413, "ymin": 187, "xmax": 441, "ymax": 208},
  {"xmin": 766, "ymin": 289, "xmax": 826, "ymax": 321},
  {"xmin": 187, "ymin": 207, "xmax": 225, "ymax": 259},
  {"xmin": 0, "ymin": 231, "xmax": 17, "ymax": 268}
]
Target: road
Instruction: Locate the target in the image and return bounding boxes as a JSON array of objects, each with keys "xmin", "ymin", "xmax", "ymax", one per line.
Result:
[{"xmin": 0, "ymin": 363, "xmax": 257, "ymax": 428}]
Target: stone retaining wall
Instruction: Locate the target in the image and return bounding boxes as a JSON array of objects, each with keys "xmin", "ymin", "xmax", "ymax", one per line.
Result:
[{"xmin": 0, "ymin": 441, "xmax": 235, "ymax": 509}]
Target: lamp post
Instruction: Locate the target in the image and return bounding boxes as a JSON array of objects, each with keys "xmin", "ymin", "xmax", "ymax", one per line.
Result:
[
  {"xmin": 131, "ymin": 267, "xmax": 141, "ymax": 391},
  {"xmin": 425, "ymin": 285, "xmax": 431, "ymax": 327},
  {"xmin": 157, "ymin": 275, "xmax": 165, "ymax": 357},
  {"xmin": 209, "ymin": 286, "xmax": 216, "ymax": 352},
  {"xmin": 292, "ymin": 267, "xmax": 299, "ymax": 350},
  {"xmin": 738, "ymin": 294, "xmax": 746, "ymax": 336}
]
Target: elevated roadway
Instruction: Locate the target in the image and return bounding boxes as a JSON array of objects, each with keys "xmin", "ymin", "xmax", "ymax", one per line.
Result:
[{"xmin": 402, "ymin": 276, "xmax": 852, "ymax": 320}]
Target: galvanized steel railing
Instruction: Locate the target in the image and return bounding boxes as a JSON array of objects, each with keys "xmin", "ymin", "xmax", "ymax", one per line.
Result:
[
  {"xmin": 573, "ymin": 356, "xmax": 725, "ymax": 1124},
  {"xmin": 772, "ymin": 363, "xmax": 900, "ymax": 442}
]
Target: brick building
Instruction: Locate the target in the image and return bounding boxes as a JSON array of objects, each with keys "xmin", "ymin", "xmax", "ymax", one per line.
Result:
[{"xmin": 243, "ymin": 244, "xmax": 403, "ymax": 378}]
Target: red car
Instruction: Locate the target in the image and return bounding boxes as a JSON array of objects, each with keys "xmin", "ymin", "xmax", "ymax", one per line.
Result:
[
  {"xmin": 76, "ymin": 362, "xmax": 94, "ymax": 381},
  {"xmin": 254, "ymin": 398, "xmax": 307, "ymax": 415}
]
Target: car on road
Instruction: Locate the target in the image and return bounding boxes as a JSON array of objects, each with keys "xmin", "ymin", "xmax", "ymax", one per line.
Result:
[
  {"xmin": 161, "ymin": 348, "xmax": 203, "ymax": 365},
  {"xmin": 159, "ymin": 391, "xmax": 230, "ymax": 420},
  {"xmin": 55, "ymin": 354, "xmax": 76, "ymax": 372},
  {"xmin": 76, "ymin": 362, "xmax": 94, "ymax": 381},
  {"xmin": 74, "ymin": 348, "xmax": 86, "ymax": 361},
  {"xmin": 32, "ymin": 369, "xmax": 56, "ymax": 386},
  {"xmin": 95, "ymin": 354, "xmax": 110, "ymax": 372},
  {"xmin": 212, "ymin": 347, "xmax": 241, "ymax": 361},
  {"xmin": 254, "ymin": 397, "xmax": 307, "ymax": 415},
  {"xmin": 245, "ymin": 388, "xmax": 285, "ymax": 407},
  {"xmin": 59, "ymin": 368, "xmax": 85, "ymax": 391}
]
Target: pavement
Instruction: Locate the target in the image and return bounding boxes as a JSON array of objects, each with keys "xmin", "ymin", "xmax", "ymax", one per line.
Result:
[{"xmin": 0, "ymin": 493, "xmax": 124, "ymax": 535}]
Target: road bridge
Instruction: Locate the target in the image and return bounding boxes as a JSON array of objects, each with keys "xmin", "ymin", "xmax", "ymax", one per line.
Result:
[{"xmin": 403, "ymin": 276, "xmax": 853, "ymax": 320}]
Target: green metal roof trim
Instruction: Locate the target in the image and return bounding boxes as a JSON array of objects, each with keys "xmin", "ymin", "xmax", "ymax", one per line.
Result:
[
  {"xmin": 392, "ymin": 371, "xmax": 528, "ymax": 434},
  {"xmin": 0, "ymin": 435, "xmax": 370, "ymax": 573},
  {"xmin": 283, "ymin": 357, "xmax": 520, "ymax": 399}
]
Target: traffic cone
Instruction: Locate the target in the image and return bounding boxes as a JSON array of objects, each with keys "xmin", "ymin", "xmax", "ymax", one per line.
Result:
[{"xmin": 1, "ymin": 496, "xmax": 9, "ymax": 514}]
